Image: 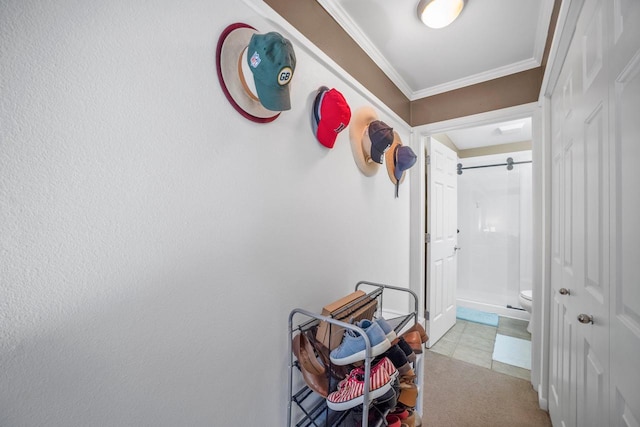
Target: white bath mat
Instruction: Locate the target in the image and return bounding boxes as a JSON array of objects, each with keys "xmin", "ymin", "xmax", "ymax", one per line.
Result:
[{"xmin": 492, "ymin": 334, "xmax": 531, "ymax": 370}]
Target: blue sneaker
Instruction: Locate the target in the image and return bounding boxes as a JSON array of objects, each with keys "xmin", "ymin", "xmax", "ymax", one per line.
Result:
[
  {"xmin": 330, "ymin": 319, "xmax": 392, "ymax": 365},
  {"xmin": 374, "ymin": 317, "xmax": 397, "ymax": 341}
]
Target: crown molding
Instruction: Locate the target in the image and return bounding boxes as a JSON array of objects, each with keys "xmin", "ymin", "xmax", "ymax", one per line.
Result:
[
  {"xmin": 411, "ymin": 58, "xmax": 540, "ymax": 100},
  {"xmin": 317, "ymin": 0, "xmax": 550, "ymax": 101},
  {"xmin": 316, "ymin": 0, "xmax": 415, "ymax": 99}
]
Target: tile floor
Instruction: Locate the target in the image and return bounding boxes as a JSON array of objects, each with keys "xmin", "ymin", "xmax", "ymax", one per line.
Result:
[{"xmin": 427, "ymin": 316, "xmax": 532, "ymax": 381}]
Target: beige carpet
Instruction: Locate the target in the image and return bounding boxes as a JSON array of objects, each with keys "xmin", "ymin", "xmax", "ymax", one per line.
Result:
[{"xmin": 421, "ymin": 351, "xmax": 552, "ymax": 427}]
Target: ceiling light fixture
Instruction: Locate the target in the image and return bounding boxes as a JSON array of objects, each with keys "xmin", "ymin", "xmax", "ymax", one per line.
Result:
[
  {"xmin": 417, "ymin": 0, "xmax": 465, "ymax": 29},
  {"xmin": 497, "ymin": 122, "xmax": 525, "ymax": 134}
]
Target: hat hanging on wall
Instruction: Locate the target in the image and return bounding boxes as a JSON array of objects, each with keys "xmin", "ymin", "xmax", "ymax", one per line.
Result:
[
  {"xmin": 348, "ymin": 107, "xmax": 394, "ymax": 176},
  {"xmin": 311, "ymin": 86, "xmax": 351, "ymax": 149},
  {"xmin": 385, "ymin": 131, "xmax": 417, "ymax": 198},
  {"xmin": 216, "ymin": 23, "xmax": 296, "ymax": 123}
]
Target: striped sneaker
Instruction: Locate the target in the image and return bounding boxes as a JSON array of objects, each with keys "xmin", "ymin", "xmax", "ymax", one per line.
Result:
[
  {"xmin": 372, "ymin": 356, "xmax": 399, "ymax": 381},
  {"xmin": 326, "ymin": 358, "xmax": 393, "ymax": 411}
]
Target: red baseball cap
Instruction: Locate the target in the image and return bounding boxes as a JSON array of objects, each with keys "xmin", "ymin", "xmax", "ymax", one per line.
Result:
[{"xmin": 312, "ymin": 87, "xmax": 351, "ymax": 148}]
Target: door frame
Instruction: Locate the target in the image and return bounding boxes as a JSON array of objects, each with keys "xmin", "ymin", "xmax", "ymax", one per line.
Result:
[{"xmin": 409, "ymin": 101, "xmax": 545, "ymax": 399}]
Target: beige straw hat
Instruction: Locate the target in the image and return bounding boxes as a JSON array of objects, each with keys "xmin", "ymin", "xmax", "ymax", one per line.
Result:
[{"xmin": 349, "ymin": 107, "xmax": 394, "ymax": 176}]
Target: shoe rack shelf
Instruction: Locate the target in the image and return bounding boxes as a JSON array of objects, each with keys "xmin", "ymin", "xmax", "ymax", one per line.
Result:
[{"xmin": 287, "ymin": 281, "xmax": 420, "ymax": 427}]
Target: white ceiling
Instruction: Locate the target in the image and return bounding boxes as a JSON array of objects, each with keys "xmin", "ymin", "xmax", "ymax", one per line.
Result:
[
  {"xmin": 317, "ymin": 0, "xmax": 548, "ymax": 148},
  {"xmin": 447, "ymin": 116, "xmax": 532, "ymax": 150}
]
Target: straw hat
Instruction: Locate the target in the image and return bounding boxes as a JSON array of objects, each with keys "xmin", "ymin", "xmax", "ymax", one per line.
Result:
[
  {"xmin": 215, "ymin": 23, "xmax": 281, "ymax": 123},
  {"xmin": 349, "ymin": 107, "xmax": 394, "ymax": 176}
]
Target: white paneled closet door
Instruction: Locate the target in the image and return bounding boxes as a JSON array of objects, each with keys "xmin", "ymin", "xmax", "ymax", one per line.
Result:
[
  {"xmin": 549, "ymin": 0, "xmax": 640, "ymax": 426},
  {"xmin": 573, "ymin": 1, "xmax": 610, "ymax": 425},
  {"xmin": 549, "ymin": 2, "xmax": 588, "ymax": 420},
  {"xmin": 609, "ymin": 0, "xmax": 640, "ymax": 424}
]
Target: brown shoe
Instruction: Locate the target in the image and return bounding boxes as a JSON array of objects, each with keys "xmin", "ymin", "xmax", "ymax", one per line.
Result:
[
  {"xmin": 404, "ymin": 409, "xmax": 417, "ymax": 427},
  {"xmin": 292, "ymin": 333, "xmax": 328, "ymax": 397},
  {"xmin": 403, "ymin": 323, "xmax": 428, "ymax": 344},
  {"xmin": 401, "ymin": 331, "xmax": 423, "ymax": 354},
  {"xmin": 398, "ymin": 383, "xmax": 418, "ymax": 408}
]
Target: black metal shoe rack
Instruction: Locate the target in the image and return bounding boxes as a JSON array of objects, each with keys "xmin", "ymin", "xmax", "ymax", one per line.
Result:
[{"xmin": 287, "ymin": 281, "xmax": 420, "ymax": 427}]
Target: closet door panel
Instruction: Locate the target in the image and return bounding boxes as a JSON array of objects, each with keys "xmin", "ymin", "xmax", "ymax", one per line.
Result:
[
  {"xmin": 572, "ymin": 1, "xmax": 611, "ymax": 424},
  {"xmin": 610, "ymin": 0, "xmax": 640, "ymax": 422}
]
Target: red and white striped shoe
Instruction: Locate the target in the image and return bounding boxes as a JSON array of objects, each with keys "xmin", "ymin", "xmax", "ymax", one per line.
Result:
[
  {"xmin": 326, "ymin": 358, "xmax": 393, "ymax": 411},
  {"xmin": 371, "ymin": 356, "xmax": 399, "ymax": 381}
]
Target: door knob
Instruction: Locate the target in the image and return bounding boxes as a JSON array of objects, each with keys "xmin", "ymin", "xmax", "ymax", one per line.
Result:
[
  {"xmin": 559, "ymin": 288, "xmax": 571, "ymax": 295},
  {"xmin": 577, "ymin": 314, "xmax": 594, "ymax": 324},
  {"xmin": 454, "ymin": 246, "xmax": 461, "ymax": 251}
]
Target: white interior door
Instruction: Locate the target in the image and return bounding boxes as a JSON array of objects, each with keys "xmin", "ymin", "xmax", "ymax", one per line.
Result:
[
  {"xmin": 425, "ymin": 137, "xmax": 457, "ymax": 347},
  {"xmin": 549, "ymin": 1, "xmax": 640, "ymax": 426},
  {"xmin": 549, "ymin": 42, "xmax": 580, "ymax": 426},
  {"xmin": 609, "ymin": 0, "xmax": 640, "ymax": 424},
  {"xmin": 574, "ymin": 1, "xmax": 611, "ymax": 425}
]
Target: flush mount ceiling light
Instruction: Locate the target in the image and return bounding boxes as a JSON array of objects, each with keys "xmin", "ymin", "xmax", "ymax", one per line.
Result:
[
  {"xmin": 417, "ymin": 0, "xmax": 465, "ymax": 29},
  {"xmin": 497, "ymin": 122, "xmax": 526, "ymax": 134}
]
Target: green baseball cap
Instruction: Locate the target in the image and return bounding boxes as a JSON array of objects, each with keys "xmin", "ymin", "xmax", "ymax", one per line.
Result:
[{"xmin": 247, "ymin": 32, "xmax": 296, "ymax": 112}]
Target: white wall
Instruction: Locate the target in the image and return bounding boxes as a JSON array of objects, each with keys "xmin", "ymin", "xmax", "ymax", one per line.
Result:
[{"xmin": 0, "ymin": 1, "xmax": 412, "ymax": 425}]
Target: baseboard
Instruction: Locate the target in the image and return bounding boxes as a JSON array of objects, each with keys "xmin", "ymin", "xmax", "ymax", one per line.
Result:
[{"xmin": 537, "ymin": 386, "xmax": 548, "ymax": 411}]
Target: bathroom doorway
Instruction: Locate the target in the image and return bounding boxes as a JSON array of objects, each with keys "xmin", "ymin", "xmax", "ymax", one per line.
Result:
[
  {"xmin": 415, "ymin": 103, "xmax": 539, "ymax": 350},
  {"xmin": 454, "ymin": 147, "xmax": 533, "ymax": 321}
]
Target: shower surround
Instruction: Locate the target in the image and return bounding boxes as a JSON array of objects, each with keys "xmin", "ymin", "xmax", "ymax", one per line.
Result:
[{"xmin": 456, "ymin": 151, "xmax": 533, "ymax": 319}]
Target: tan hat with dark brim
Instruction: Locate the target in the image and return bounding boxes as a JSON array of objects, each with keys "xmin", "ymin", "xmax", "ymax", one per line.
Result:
[
  {"xmin": 385, "ymin": 131, "xmax": 418, "ymax": 198},
  {"xmin": 349, "ymin": 107, "xmax": 394, "ymax": 176},
  {"xmin": 385, "ymin": 132, "xmax": 406, "ymax": 185},
  {"xmin": 216, "ymin": 23, "xmax": 280, "ymax": 123}
]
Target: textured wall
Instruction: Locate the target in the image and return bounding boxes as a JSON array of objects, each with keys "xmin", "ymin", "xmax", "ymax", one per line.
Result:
[{"xmin": 0, "ymin": 0, "xmax": 412, "ymax": 424}]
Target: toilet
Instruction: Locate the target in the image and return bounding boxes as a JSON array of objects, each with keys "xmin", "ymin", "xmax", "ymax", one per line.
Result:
[{"xmin": 519, "ymin": 290, "xmax": 533, "ymax": 333}]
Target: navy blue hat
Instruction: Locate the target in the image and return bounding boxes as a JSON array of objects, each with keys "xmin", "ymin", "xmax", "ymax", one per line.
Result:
[
  {"xmin": 367, "ymin": 120, "xmax": 394, "ymax": 164},
  {"xmin": 385, "ymin": 132, "xmax": 417, "ymax": 198}
]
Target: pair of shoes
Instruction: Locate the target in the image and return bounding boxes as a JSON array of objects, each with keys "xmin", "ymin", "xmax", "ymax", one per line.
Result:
[
  {"xmin": 381, "ymin": 344, "xmax": 414, "ymax": 377},
  {"xmin": 373, "ymin": 356, "xmax": 399, "ymax": 381},
  {"xmin": 330, "ymin": 319, "xmax": 391, "ymax": 365},
  {"xmin": 374, "ymin": 317, "xmax": 397, "ymax": 341},
  {"xmin": 370, "ymin": 382, "xmax": 398, "ymax": 416},
  {"xmin": 386, "ymin": 414, "xmax": 402, "ymax": 427},
  {"xmin": 386, "ymin": 408, "xmax": 410, "ymax": 426},
  {"xmin": 404, "ymin": 409, "xmax": 418, "ymax": 427},
  {"xmin": 292, "ymin": 333, "xmax": 328, "ymax": 397},
  {"xmin": 326, "ymin": 357, "xmax": 396, "ymax": 411},
  {"xmin": 397, "ymin": 382, "xmax": 418, "ymax": 408},
  {"xmin": 394, "ymin": 336, "xmax": 417, "ymax": 363},
  {"xmin": 403, "ymin": 323, "xmax": 428, "ymax": 343},
  {"xmin": 401, "ymin": 331, "xmax": 423, "ymax": 354}
]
